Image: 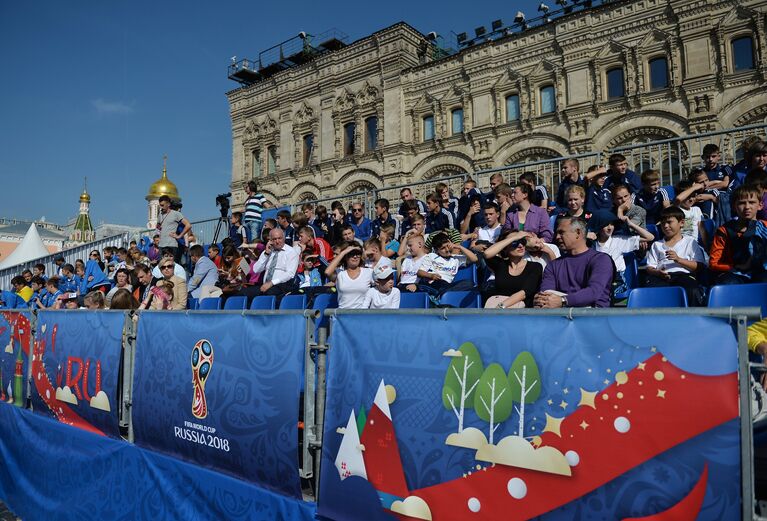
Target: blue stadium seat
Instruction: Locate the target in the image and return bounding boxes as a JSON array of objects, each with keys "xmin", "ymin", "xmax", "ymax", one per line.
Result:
[
  {"xmin": 645, "ymin": 223, "xmax": 661, "ymax": 241},
  {"xmin": 708, "ymin": 283, "xmax": 767, "ymax": 319},
  {"xmin": 187, "ymin": 298, "xmax": 198, "ymax": 310},
  {"xmin": 549, "ymin": 214, "xmax": 558, "ymax": 233},
  {"xmin": 313, "ymin": 293, "xmax": 338, "ymax": 329},
  {"xmin": 662, "ymin": 185, "xmax": 675, "ymax": 201},
  {"xmin": 627, "ymin": 287, "xmax": 688, "ymax": 308},
  {"xmin": 198, "ymin": 297, "xmax": 221, "ymax": 310},
  {"xmin": 223, "ymin": 296, "xmax": 247, "ymax": 310},
  {"xmin": 453, "ymin": 264, "xmax": 477, "ymax": 284},
  {"xmin": 279, "ymin": 294, "xmax": 307, "ymax": 310},
  {"xmin": 700, "ymin": 219, "xmax": 715, "ymax": 248},
  {"xmin": 439, "ymin": 291, "xmax": 481, "ymax": 308},
  {"xmin": 399, "ymin": 292, "xmax": 428, "ymax": 309},
  {"xmin": 614, "ymin": 252, "xmax": 639, "ymax": 301},
  {"xmin": 250, "ymin": 295, "xmax": 276, "ymax": 310}
]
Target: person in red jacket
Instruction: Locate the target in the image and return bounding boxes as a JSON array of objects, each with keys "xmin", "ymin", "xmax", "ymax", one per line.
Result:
[{"xmin": 709, "ymin": 185, "xmax": 767, "ymax": 284}]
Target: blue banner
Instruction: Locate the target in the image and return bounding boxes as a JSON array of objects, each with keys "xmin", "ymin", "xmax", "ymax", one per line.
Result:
[
  {"xmin": 131, "ymin": 311, "xmax": 305, "ymax": 498},
  {"xmin": 318, "ymin": 313, "xmax": 741, "ymax": 521},
  {"xmin": 0, "ymin": 311, "xmax": 31, "ymax": 408},
  {"xmin": 28, "ymin": 310, "xmax": 125, "ymax": 438},
  {"xmin": 0, "ymin": 405, "xmax": 316, "ymax": 521}
]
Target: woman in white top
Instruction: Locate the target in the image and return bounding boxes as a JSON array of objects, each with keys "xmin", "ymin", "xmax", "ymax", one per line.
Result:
[{"xmin": 324, "ymin": 242, "xmax": 373, "ymax": 309}]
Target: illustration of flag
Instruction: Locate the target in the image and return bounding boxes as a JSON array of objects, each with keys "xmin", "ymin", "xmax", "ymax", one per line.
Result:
[
  {"xmin": 360, "ymin": 380, "xmax": 410, "ymax": 498},
  {"xmin": 335, "ymin": 409, "xmax": 367, "ymax": 480}
]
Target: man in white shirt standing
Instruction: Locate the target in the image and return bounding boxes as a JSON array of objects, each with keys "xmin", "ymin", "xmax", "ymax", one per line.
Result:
[{"xmin": 240, "ymin": 227, "xmax": 299, "ymax": 304}]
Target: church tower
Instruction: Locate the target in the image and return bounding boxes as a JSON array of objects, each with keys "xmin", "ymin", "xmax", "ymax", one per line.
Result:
[
  {"xmin": 70, "ymin": 178, "xmax": 95, "ymax": 243},
  {"xmin": 146, "ymin": 155, "xmax": 181, "ymax": 229}
]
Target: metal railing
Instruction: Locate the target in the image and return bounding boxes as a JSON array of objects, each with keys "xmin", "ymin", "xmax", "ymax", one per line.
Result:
[
  {"xmin": 128, "ymin": 218, "xmax": 222, "ymax": 247},
  {"xmin": 610, "ymin": 122, "xmax": 767, "ymax": 188},
  {"xmin": 0, "ymin": 233, "xmax": 130, "ymax": 291}
]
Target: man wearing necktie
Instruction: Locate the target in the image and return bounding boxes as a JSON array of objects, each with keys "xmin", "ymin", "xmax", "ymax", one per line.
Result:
[{"xmin": 238, "ymin": 227, "xmax": 299, "ymax": 304}]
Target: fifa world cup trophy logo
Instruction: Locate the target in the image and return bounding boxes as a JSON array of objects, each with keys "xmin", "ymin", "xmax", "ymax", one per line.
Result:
[{"xmin": 191, "ymin": 339, "xmax": 214, "ymax": 419}]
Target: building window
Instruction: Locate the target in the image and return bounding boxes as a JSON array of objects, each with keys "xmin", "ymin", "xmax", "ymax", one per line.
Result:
[
  {"xmin": 451, "ymin": 108, "xmax": 464, "ymax": 135},
  {"xmin": 251, "ymin": 150, "xmax": 261, "ymax": 178},
  {"xmin": 505, "ymin": 94, "xmax": 520, "ymax": 122},
  {"xmin": 606, "ymin": 68, "xmax": 625, "ymax": 99},
  {"xmin": 365, "ymin": 117, "xmax": 378, "ymax": 151},
  {"xmin": 540, "ymin": 86, "xmax": 556, "ymax": 114},
  {"xmin": 732, "ymin": 36, "xmax": 755, "ymax": 71},
  {"xmin": 423, "ymin": 115, "xmax": 435, "ymax": 141},
  {"xmin": 648, "ymin": 57, "xmax": 669, "ymax": 90},
  {"xmin": 344, "ymin": 122, "xmax": 356, "ymax": 156},
  {"xmin": 303, "ymin": 134, "xmax": 313, "ymax": 167},
  {"xmin": 267, "ymin": 145, "xmax": 277, "ymax": 175}
]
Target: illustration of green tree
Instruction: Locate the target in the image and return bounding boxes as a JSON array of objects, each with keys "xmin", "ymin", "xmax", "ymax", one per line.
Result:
[
  {"xmin": 442, "ymin": 342, "xmax": 484, "ymax": 433},
  {"xmin": 508, "ymin": 351, "xmax": 541, "ymax": 438},
  {"xmin": 473, "ymin": 363, "xmax": 513, "ymax": 444}
]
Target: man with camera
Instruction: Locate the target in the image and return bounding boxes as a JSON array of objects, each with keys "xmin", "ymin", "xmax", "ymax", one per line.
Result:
[{"xmin": 156, "ymin": 195, "xmax": 191, "ymax": 263}]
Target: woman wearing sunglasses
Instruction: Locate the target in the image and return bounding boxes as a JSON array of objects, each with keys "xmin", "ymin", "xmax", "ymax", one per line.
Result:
[
  {"xmin": 324, "ymin": 242, "xmax": 373, "ymax": 309},
  {"xmin": 482, "ymin": 230, "xmax": 542, "ymax": 309}
]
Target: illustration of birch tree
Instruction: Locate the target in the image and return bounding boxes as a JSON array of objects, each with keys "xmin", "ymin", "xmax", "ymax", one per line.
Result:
[
  {"xmin": 508, "ymin": 351, "xmax": 541, "ymax": 438},
  {"xmin": 473, "ymin": 363, "xmax": 513, "ymax": 444},
  {"xmin": 442, "ymin": 342, "xmax": 484, "ymax": 433}
]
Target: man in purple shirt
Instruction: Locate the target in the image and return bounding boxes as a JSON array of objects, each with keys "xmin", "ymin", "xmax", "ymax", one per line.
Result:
[
  {"xmin": 501, "ymin": 183, "xmax": 553, "ymax": 242},
  {"xmin": 534, "ymin": 216, "xmax": 613, "ymax": 308}
]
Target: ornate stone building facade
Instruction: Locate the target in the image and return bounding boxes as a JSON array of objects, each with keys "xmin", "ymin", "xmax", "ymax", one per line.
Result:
[{"xmin": 227, "ymin": 0, "xmax": 767, "ymax": 207}]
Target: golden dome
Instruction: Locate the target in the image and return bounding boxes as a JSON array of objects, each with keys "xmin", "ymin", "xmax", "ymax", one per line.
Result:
[
  {"xmin": 79, "ymin": 188, "xmax": 91, "ymax": 203},
  {"xmin": 146, "ymin": 157, "xmax": 181, "ymax": 201}
]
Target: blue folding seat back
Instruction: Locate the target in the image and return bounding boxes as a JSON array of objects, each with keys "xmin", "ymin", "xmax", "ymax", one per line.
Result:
[
  {"xmin": 549, "ymin": 214, "xmax": 558, "ymax": 233},
  {"xmin": 223, "ymin": 296, "xmax": 247, "ymax": 310},
  {"xmin": 614, "ymin": 252, "xmax": 639, "ymax": 301},
  {"xmin": 453, "ymin": 264, "xmax": 477, "ymax": 284},
  {"xmin": 313, "ymin": 293, "xmax": 339, "ymax": 329},
  {"xmin": 439, "ymin": 291, "xmax": 481, "ymax": 308},
  {"xmin": 280, "ymin": 294, "xmax": 307, "ymax": 310},
  {"xmin": 662, "ymin": 185, "xmax": 675, "ymax": 201},
  {"xmin": 187, "ymin": 298, "xmax": 199, "ymax": 310},
  {"xmin": 645, "ymin": 223, "xmax": 661, "ymax": 241},
  {"xmin": 399, "ymin": 292, "xmax": 428, "ymax": 309},
  {"xmin": 627, "ymin": 287, "xmax": 688, "ymax": 308},
  {"xmin": 708, "ymin": 283, "xmax": 767, "ymax": 319},
  {"xmin": 250, "ymin": 295, "xmax": 276, "ymax": 310},
  {"xmin": 198, "ymin": 297, "xmax": 221, "ymax": 310}
]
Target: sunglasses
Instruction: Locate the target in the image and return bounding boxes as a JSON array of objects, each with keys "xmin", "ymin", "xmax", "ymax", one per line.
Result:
[
  {"xmin": 348, "ymin": 250, "xmax": 362, "ymax": 257},
  {"xmin": 510, "ymin": 238, "xmax": 527, "ymax": 249},
  {"xmin": 161, "ymin": 264, "xmax": 174, "ymax": 269},
  {"xmin": 352, "ymin": 208, "xmax": 363, "ymax": 212}
]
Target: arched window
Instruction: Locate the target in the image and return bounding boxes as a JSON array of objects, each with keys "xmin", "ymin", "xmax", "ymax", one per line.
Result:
[
  {"xmin": 648, "ymin": 57, "xmax": 669, "ymax": 90},
  {"xmin": 451, "ymin": 108, "xmax": 464, "ymax": 135},
  {"xmin": 344, "ymin": 123, "xmax": 356, "ymax": 156},
  {"xmin": 606, "ymin": 68, "xmax": 625, "ymax": 99},
  {"xmin": 540, "ymin": 86, "xmax": 556, "ymax": 114},
  {"xmin": 303, "ymin": 134, "xmax": 313, "ymax": 167},
  {"xmin": 423, "ymin": 115, "xmax": 435, "ymax": 141},
  {"xmin": 365, "ymin": 117, "xmax": 378, "ymax": 151},
  {"xmin": 267, "ymin": 146, "xmax": 277, "ymax": 175},
  {"xmin": 505, "ymin": 94, "xmax": 520, "ymax": 122},
  {"xmin": 732, "ymin": 36, "xmax": 755, "ymax": 71},
  {"xmin": 251, "ymin": 150, "xmax": 261, "ymax": 178}
]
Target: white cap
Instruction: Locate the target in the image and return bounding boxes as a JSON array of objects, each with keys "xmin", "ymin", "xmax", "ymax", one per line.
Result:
[{"xmin": 373, "ymin": 264, "xmax": 394, "ymax": 280}]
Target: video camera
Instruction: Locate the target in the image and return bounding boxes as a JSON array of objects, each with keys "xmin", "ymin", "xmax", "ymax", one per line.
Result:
[{"xmin": 215, "ymin": 192, "xmax": 231, "ymax": 219}]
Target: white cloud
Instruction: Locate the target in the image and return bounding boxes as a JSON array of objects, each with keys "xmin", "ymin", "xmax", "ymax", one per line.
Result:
[{"xmin": 91, "ymin": 98, "xmax": 134, "ymax": 115}]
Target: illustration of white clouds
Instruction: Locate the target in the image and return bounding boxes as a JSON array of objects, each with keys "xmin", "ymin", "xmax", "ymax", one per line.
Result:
[
  {"xmin": 390, "ymin": 496, "xmax": 432, "ymax": 520},
  {"xmin": 475, "ymin": 435, "xmax": 572, "ymax": 476},
  {"xmin": 4, "ymin": 342, "xmax": 12, "ymax": 354},
  {"xmin": 442, "ymin": 348, "xmax": 462, "ymax": 357},
  {"xmin": 445, "ymin": 427, "xmax": 488, "ymax": 450},
  {"xmin": 55, "ymin": 386, "xmax": 78, "ymax": 405},
  {"xmin": 89, "ymin": 391, "xmax": 111, "ymax": 412},
  {"xmin": 41, "ymin": 324, "xmax": 47, "ymax": 334}
]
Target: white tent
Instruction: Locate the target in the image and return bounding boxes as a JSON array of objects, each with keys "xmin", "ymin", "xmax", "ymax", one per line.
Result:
[{"xmin": 0, "ymin": 223, "xmax": 52, "ymax": 269}]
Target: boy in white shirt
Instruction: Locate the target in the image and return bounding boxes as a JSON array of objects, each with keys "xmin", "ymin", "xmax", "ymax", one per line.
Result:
[
  {"xmin": 363, "ymin": 237, "xmax": 394, "ymax": 271},
  {"xmin": 673, "ymin": 180, "xmax": 707, "ymax": 244},
  {"xmin": 397, "ymin": 234, "xmax": 428, "ymax": 293},
  {"xmin": 363, "ymin": 265, "xmax": 400, "ymax": 309},
  {"xmin": 645, "ymin": 206, "xmax": 707, "ymax": 306},
  {"xmin": 417, "ymin": 232, "xmax": 478, "ymax": 300},
  {"xmin": 590, "ymin": 210, "xmax": 654, "ymax": 298}
]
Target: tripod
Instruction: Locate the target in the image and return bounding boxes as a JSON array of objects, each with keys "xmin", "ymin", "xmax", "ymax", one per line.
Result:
[{"xmin": 212, "ymin": 211, "xmax": 229, "ymax": 244}]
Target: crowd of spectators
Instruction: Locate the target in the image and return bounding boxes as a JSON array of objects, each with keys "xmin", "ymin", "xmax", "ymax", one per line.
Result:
[{"xmin": 1, "ymin": 139, "xmax": 766, "ymax": 319}]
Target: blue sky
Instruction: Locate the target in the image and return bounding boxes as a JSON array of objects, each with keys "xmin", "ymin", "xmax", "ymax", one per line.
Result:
[{"xmin": 0, "ymin": 0, "xmax": 544, "ymax": 228}]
